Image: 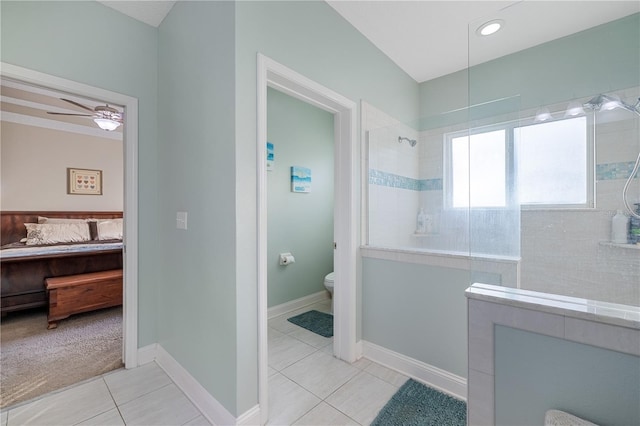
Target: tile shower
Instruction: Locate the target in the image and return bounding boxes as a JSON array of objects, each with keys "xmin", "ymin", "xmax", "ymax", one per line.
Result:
[{"xmin": 364, "ymin": 85, "xmax": 640, "ymax": 307}]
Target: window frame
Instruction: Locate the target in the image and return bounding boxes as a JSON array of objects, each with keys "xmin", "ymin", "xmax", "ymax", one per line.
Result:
[{"xmin": 444, "ymin": 115, "xmax": 595, "ymax": 210}]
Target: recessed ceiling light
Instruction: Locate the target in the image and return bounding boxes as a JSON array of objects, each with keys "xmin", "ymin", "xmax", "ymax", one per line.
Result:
[{"xmin": 477, "ymin": 20, "xmax": 504, "ymax": 37}]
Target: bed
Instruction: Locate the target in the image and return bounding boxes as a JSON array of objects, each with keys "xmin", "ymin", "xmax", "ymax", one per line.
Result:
[{"xmin": 1, "ymin": 211, "xmax": 123, "ymax": 315}]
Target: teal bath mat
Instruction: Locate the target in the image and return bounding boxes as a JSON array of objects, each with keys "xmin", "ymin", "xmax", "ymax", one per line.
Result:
[
  {"xmin": 287, "ymin": 310, "xmax": 333, "ymax": 337},
  {"xmin": 371, "ymin": 379, "xmax": 466, "ymax": 426}
]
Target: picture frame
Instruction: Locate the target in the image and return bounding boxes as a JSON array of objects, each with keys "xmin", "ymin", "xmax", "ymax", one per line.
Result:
[
  {"xmin": 291, "ymin": 166, "xmax": 311, "ymax": 193},
  {"xmin": 67, "ymin": 168, "xmax": 103, "ymax": 195},
  {"xmin": 267, "ymin": 142, "xmax": 274, "ymax": 171}
]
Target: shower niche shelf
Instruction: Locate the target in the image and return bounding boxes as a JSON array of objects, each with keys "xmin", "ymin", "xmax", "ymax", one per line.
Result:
[{"xmin": 599, "ymin": 241, "xmax": 640, "ymax": 250}]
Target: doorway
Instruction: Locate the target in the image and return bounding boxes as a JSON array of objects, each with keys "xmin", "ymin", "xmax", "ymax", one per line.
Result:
[
  {"xmin": 0, "ymin": 63, "xmax": 139, "ymax": 373},
  {"xmin": 257, "ymin": 54, "xmax": 358, "ymax": 423}
]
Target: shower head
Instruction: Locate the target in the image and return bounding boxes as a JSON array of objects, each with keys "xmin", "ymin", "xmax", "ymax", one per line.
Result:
[
  {"xmin": 398, "ymin": 136, "xmax": 417, "ymax": 147},
  {"xmin": 583, "ymin": 94, "xmax": 640, "ymax": 116}
]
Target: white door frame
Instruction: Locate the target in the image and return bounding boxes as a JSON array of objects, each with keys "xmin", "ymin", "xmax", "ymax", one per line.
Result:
[
  {"xmin": 1, "ymin": 62, "xmax": 139, "ymax": 368},
  {"xmin": 256, "ymin": 54, "xmax": 358, "ymax": 424}
]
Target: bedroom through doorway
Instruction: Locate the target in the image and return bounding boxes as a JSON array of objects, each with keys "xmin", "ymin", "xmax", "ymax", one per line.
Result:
[{"xmin": 0, "ymin": 72, "xmax": 133, "ymax": 409}]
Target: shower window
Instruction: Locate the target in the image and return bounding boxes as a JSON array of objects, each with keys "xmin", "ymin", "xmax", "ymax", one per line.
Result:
[
  {"xmin": 448, "ymin": 128, "xmax": 507, "ymax": 208},
  {"xmin": 515, "ymin": 116, "xmax": 591, "ymax": 207},
  {"xmin": 445, "ymin": 115, "xmax": 593, "ymax": 209}
]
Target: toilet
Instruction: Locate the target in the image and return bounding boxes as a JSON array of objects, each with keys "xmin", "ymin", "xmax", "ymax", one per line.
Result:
[{"xmin": 324, "ymin": 272, "xmax": 335, "ymax": 311}]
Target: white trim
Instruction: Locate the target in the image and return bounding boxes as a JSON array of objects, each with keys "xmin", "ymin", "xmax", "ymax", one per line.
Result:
[
  {"xmin": 237, "ymin": 405, "xmax": 261, "ymax": 426},
  {"xmin": 362, "ymin": 340, "xmax": 467, "ymax": 401},
  {"xmin": 355, "ymin": 340, "xmax": 364, "ymax": 359},
  {"xmin": 361, "ymin": 246, "xmax": 520, "ymax": 287},
  {"xmin": 1, "ymin": 77, "xmax": 123, "ymax": 112},
  {"xmin": 1, "ymin": 62, "xmax": 139, "ymax": 368},
  {"xmin": 156, "ymin": 346, "xmax": 236, "ymax": 426},
  {"xmin": 149, "ymin": 345, "xmax": 261, "ymax": 426},
  {"xmin": 1, "ymin": 110, "xmax": 122, "ymax": 140},
  {"xmin": 1, "ymin": 95, "xmax": 101, "ymax": 115},
  {"xmin": 257, "ymin": 53, "xmax": 358, "ymax": 425},
  {"xmin": 137, "ymin": 344, "xmax": 158, "ymax": 366},
  {"xmin": 267, "ymin": 291, "xmax": 329, "ymax": 320},
  {"xmin": 256, "ymin": 55, "xmax": 269, "ymax": 426}
]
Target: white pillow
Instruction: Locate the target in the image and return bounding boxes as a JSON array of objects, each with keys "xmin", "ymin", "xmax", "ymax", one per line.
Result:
[
  {"xmin": 24, "ymin": 223, "xmax": 91, "ymax": 245},
  {"xmin": 38, "ymin": 216, "xmax": 89, "ymax": 224},
  {"xmin": 96, "ymin": 219, "xmax": 123, "ymax": 240}
]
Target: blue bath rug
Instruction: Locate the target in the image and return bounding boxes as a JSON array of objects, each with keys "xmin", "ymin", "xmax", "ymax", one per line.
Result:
[
  {"xmin": 371, "ymin": 379, "xmax": 466, "ymax": 426},
  {"xmin": 287, "ymin": 310, "xmax": 333, "ymax": 337}
]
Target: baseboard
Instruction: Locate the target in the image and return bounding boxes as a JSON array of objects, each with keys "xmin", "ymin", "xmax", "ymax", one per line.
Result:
[
  {"xmin": 362, "ymin": 341, "xmax": 467, "ymax": 401},
  {"xmin": 267, "ymin": 290, "xmax": 329, "ymax": 319},
  {"xmin": 137, "ymin": 343, "xmax": 158, "ymax": 366},
  {"xmin": 137, "ymin": 344, "xmax": 260, "ymax": 425},
  {"xmin": 237, "ymin": 404, "xmax": 261, "ymax": 426},
  {"xmin": 156, "ymin": 345, "xmax": 236, "ymax": 426},
  {"xmin": 355, "ymin": 340, "xmax": 363, "ymax": 360}
]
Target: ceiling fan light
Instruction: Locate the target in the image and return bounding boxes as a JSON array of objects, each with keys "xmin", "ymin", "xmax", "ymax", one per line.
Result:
[{"xmin": 93, "ymin": 118, "xmax": 121, "ymax": 131}]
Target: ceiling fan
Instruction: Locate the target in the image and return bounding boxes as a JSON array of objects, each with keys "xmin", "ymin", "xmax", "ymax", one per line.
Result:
[{"xmin": 47, "ymin": 98, "xmax": 123, "ymax": 131}]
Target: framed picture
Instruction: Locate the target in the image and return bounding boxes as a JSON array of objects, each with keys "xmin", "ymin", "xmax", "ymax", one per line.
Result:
[
  {"xmin": 67, "ymin": 168, "xmax": 103, "ymax": 195},
  {"xmin": 291, "ymin": 166, "xmax": 311, "ymax": 193},
  {"xmin": 267, "ymin": 142, "xmax": 274, "ymax": 171}
]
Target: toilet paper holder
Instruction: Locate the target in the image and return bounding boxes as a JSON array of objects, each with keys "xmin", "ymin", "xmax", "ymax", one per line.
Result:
[{"xmin": 279, "ymin": 253, "xmax": 295, "ymax": 265}]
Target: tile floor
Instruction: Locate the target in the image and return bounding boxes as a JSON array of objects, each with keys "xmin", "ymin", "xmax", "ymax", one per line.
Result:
[
  {"xmin": 0, "ymin": 362, "xmax": 210, "ymax": 426},
  {"xmin": 1, "ymin": 301, "xmax": 409, "ymax": 426},
  {"xmin": 267, "ymin": 301, "xmax": 408, "ymax": 425}
]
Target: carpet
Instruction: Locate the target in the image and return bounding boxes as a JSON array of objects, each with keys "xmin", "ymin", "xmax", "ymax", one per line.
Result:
[
  {"xmin": 371, "ymin": 379, "xmax": 467, "ymax": 426},
  {"xmin": 287, "ymin": 310, "xmax": 333, "ymax": 337},
  {"xmin": 0, "ymin": 306, "xmax": 123, "ymax": 409}
]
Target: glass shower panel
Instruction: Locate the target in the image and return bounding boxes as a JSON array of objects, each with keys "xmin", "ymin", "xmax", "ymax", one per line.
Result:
[
  {"xmin": 465, "ymin": 97, "xmax": 522, "ymax": 278},
  {"xmin": 468, "ymin": 5, "xmax": 640, "ymax": 305}
]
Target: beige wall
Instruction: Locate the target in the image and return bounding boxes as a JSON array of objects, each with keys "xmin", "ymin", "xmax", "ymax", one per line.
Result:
[{"xmin": 1, "ymin": 121, "xmax": 123, "ymax": 211}]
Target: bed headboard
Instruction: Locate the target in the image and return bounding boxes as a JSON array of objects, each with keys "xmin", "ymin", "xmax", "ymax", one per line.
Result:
[{"xmin": 0, "ymin": 211, "xmax": 123, "ymax": 246}]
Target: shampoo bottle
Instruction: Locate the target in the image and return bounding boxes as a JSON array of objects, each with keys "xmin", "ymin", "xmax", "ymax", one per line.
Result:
[
  {"xmin": 416, "ymin": 208, "xmax": 427, "ymax": 234},
  {"xmin": 630, "ymin": 203, "xmax": 640, "ymax": 244},
  {"xmin": 611, "ymin": 210, "xmax": 628, "ymax": 244}
]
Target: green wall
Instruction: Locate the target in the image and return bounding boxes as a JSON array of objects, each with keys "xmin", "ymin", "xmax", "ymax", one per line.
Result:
[
  {"xmin": 419, "ymin": 13, "xmax": 640, "ymax": 129},
  {"xmin": 157, "ymin": 1, "xmax": 238, "ymax": 414},
  {"xmin": 495, "ymin": 326, "xmax": 640, "ymax": 425},
  {"xmin": 234, "ymin": 0, "xmax": 419, "ymax": 414},
  {"xmin": 0, "ymin": 0, "xmax": 159, "ymax": 347},
  {"xmin": 362, "ymin": 258, "xmax": 474, "ymax": 378},
  {"xmin": 267, "ymin": 88, "xmax": 334, "ymax": 308},
  {"xmin": 469, "ymin": 13, "xmax": 640, "ymax": 110}
]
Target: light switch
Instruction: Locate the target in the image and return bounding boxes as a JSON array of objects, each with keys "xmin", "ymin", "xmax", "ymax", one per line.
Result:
[{"xmin": 176, "ymin": 212, "xmax": 188, "ymax": 230}]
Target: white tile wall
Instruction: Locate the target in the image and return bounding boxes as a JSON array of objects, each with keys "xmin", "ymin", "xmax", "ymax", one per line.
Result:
[
  {"xmin": 520, "ymin": 209, "xmax": 640, "ymax": 305},
  {"xmin": 364, "ymin": 101, "xmax": 421, "ymax": 249}
]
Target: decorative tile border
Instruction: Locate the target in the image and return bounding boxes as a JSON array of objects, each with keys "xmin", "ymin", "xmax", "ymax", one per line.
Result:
[
  {"xmin": 369, "ymin": 169, "xmax": 421, "ymax": 190},
  {"xmin": 419, "ymin": 178, "xmax": 443, "ymax": 191},
  {"xmin": 369, "ymin": 169, "xmax": 442, "ymax": 191},
  {"xmin": 370, "ymin": 161, "xmax": 636, "ymax": 193},
  {"xmin": 596, "ymin": 161, "xmax": 638, "ymax": 181}
]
